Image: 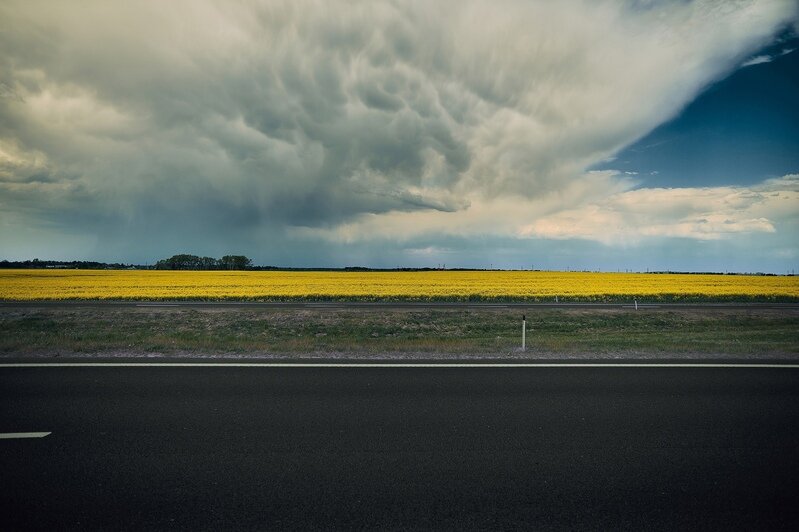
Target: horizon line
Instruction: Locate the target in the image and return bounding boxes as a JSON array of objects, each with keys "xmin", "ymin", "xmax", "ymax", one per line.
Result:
[{"xmin": 0, "ymin": 258, "xmax": 795, "ymax": 276}]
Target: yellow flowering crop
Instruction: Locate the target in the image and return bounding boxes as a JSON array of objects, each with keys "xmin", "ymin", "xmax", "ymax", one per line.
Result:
[{"xmin": 1, "ymin": 269, "xmax": 797, "ymax": 301}]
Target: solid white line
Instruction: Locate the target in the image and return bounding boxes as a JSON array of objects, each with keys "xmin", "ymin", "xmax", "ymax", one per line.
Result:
[
  {"xmin": 0, "ymin": 363, "xmax": 797, "ymax": 368},
  {"xmin": 136, "ymin": 304, "xmax": 181, "ymax": 307},
  {"xmin": 0, "ymin": 432, "xmax": 51, "ymax": 439}
]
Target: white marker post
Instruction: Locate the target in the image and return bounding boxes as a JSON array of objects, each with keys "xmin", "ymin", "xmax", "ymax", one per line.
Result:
[
  {"xmin": 522, "ymin": 315, "xmax": 526, "ymax": 351},
  {"xmin": 634, "ymin": 298, "xmax": 638, "ymax": 310}
]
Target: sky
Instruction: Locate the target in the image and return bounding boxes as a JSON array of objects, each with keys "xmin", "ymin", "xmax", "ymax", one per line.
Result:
[{"xmin": 1, "ymin": 0, "xmax": 798, "ymax": 272}]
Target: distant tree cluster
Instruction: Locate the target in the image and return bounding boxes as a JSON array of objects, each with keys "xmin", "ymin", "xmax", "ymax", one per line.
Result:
[
  {"xmin": 0, "ymin": 259, "xmax": 133, "ymax": 269},
  {"xmin": 154, "ymin": 254, "xmax": 253, "ymax": 270}
]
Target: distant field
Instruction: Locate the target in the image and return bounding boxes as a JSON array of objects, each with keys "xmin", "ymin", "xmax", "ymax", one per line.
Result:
[{"xmin": 1, "ymin": 269, "xmax": 797, "ymax": 301}]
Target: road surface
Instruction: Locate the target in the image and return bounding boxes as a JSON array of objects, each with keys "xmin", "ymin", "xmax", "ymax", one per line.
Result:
[{"xmin": 2, "ymin": 363, "xmax": 799, "ymax": 530}]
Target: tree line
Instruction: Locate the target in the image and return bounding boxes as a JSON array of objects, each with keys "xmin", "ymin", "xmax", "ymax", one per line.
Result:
[
  {"xmin": 0, "ymin": 259, "xmax": 132, "ymax": 269},
  {"xmin": 154, "ymin": 254, "xmax": 253, "ymax": 270}
]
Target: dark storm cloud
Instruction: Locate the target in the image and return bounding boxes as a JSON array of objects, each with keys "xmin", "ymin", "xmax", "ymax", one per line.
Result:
[
  {"xmin": 2, "ymin": 0, "xmax": 478, "ymax": 241},
  {"xmin": 0, "ymin": 0, "xmax": 797, "ymax": 268}
]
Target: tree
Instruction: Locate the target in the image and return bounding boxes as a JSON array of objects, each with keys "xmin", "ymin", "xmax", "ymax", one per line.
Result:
[
  {"xmin": 155, "ymin": 254, "xmax": 201, "ymax": 270},
  {"xmin": 155, "ymin": 254, "xmax": 252, "ymax": 270},
  {"xmin": 199, "ymin": 256, "xmax": 219, "ymax": 270},
  {"xmin": 220, "ymin": 255, "xmax": 252, "ymax": 270}
]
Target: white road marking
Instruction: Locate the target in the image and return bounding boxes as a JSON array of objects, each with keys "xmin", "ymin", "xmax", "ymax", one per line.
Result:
[
  {"xmin": 0, "ymin": 363, "xmax": 797, "ymax": 368},
  {"xmin": 136, "ymin": 303, "xmax": 181, "ymax": 307},
  {"xmin": 0, "ymin": 432, "xmax": 51, "ymax": 439}
]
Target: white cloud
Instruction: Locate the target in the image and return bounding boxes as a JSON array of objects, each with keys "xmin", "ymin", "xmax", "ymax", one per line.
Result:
[
  {"xmin": 741, "ymin": 46, "xmax": 796, "ymax": 67},
  {"xmin": 741, "ymin": 54, "xmax": 773, "ymax": 66},
  {"xmin": 295, "ymin": 174, "xmax": 799, "ymax": 250},
  {"xmin": 521, "ymin": 175, "xmax": 799, "ymax": 244}
]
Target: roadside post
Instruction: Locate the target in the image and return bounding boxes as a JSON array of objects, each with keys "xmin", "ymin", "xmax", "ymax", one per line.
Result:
[
  {"xmin": 634, "ymin": 298, "xmax": 638, "ymax": 310},
  {"xmin": 522, "ymin": 315, "xmax": 526, "ymax": 351}
]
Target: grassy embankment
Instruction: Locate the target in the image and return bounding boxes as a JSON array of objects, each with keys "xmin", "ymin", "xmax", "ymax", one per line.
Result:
[{"xmin": 1, "ymin": 307, "xmax": 796, "ymax": 358}]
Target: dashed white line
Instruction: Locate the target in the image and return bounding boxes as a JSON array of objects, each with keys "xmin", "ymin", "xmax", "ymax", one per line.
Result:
[{"xmin": 0, "ymin": 432, "xmax": 51, "ymax": 439}]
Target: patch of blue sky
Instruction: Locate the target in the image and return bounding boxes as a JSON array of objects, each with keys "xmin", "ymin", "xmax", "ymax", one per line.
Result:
[{"xmin": 593, "ymin": 33, "xmax": 799, "ymax": 188}]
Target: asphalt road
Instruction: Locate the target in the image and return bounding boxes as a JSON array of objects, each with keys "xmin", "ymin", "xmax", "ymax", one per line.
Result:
[
  {"xmin": 2, "ymin": 300, "xmax": 798, "ymax": 311},
  {"xmin": 2, "ymin": 364, "xmax": 799, "ymax": 530}
]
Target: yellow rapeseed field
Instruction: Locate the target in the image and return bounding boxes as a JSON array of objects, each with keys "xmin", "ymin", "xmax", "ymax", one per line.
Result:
[{"xmin": 0, "ymin": 269, "xmax": 797, "ymax": 301}]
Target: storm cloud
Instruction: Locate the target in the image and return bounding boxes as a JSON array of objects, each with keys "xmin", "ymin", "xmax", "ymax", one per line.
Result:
[{"xmin": 0, "ymin": 0, "xmax": 797, "ymax": 268}]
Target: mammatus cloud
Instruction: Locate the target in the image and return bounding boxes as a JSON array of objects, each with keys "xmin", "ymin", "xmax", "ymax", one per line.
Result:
[{"xmin": 0, "ymin": 0, "xmax": 797, "ymax": 266}]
